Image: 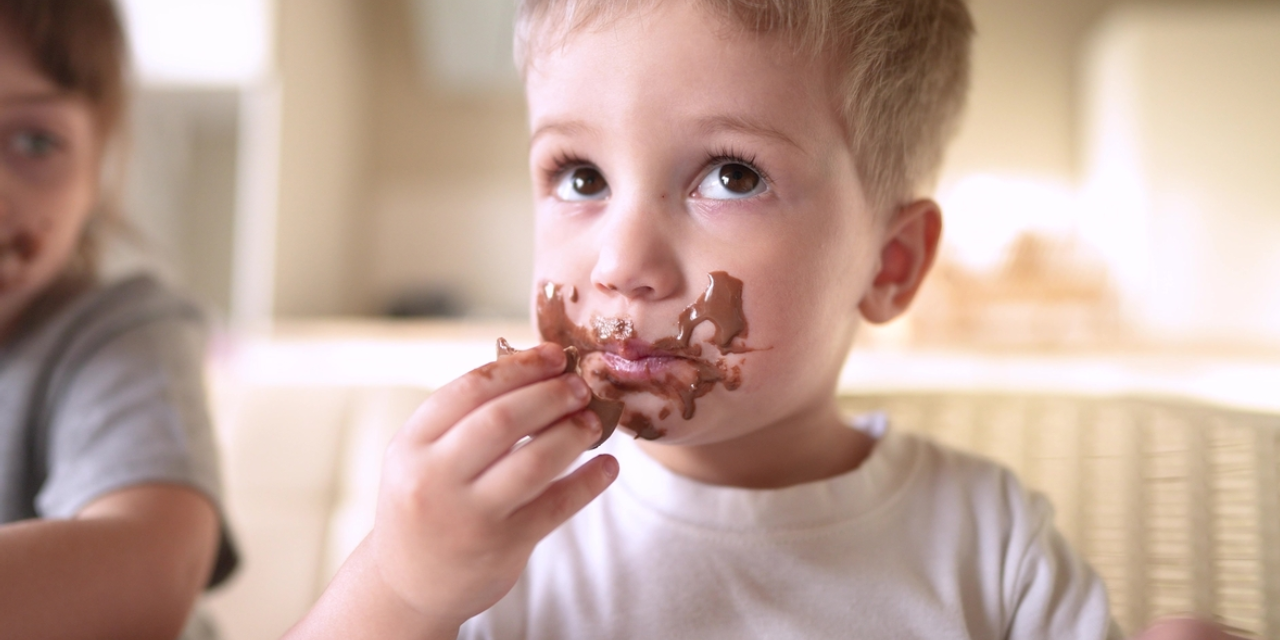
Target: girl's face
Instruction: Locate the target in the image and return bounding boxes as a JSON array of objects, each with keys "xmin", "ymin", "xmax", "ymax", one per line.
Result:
[{"xmin": 0, "ymin": 26, "xmax": 101, "ymax": 318}]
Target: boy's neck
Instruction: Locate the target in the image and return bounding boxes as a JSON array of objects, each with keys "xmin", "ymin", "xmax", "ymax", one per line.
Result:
[{"xmin": 636, "ymin": 402, "xmax": 876, "ymax": 489}]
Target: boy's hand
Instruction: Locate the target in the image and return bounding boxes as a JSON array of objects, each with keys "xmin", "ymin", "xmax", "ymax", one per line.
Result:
[{"xmin": 370, "ymin": 342, "xmax": 617, "ymax": 629}]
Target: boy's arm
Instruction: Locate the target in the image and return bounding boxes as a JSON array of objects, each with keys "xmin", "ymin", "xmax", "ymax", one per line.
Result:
[
  {"xmin": 286, "ymin": 343, "xmax": 616, "ymax": 639},
  {"xmin": 0, "ymin": 484, "xmax": 219, "ymax": 640},
  {"xmin": 284, "ymin": 540, "xmax": 462, "ymax": 640}
]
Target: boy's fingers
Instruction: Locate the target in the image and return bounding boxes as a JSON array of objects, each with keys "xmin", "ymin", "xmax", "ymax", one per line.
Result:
[
  {"xmin": 434, "ymin": 374, "xmax": 592, "ymax": 479},
  {"xmin": 509, "ymin": 453, "xmax": 618, "ymax": 541},
  {"xmin": 402, "ymin": 343, "xmax": 567, "ymax": 443},
  {"xmin": 470, "ymin": 410, "xmax": 603, "ymax": 513}
]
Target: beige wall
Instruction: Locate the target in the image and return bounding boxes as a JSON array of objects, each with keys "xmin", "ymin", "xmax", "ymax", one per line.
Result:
[
  {"xmin": 942, "ymin": 0, "xmax": 1110, "ymax": 186},
  {"xmin": 1082, "ymin": 4, "xmax": 1280, "ymax": 346},
  {"xmin": 273, "ymin": 0, "xmax": 371, "ymax": 317},
  {"xmin": 361, "ymin": 0, "xmax": 533, "ymax": 318},
  {"xmin": 116, "ymin": 90, "xmax": 240, "ymax": 316}
]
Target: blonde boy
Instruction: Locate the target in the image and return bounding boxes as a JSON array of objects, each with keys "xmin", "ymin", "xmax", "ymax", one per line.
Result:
[{"xmin": 289, "ymin": 0, "xmax": 1135, "ymax": 638}]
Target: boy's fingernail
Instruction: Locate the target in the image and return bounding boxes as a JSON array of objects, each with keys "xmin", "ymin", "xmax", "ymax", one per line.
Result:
[
  {"xmin": 567, "ymin": 375, "xmax": 591, "ymax": 402},
  {"xmin": 600, "ymin": 455, "xmax": 619, "ymax": 480},
  {"xmin": 576, "ymin": 409, "xmax": 602, "ymax": 434},
  {"xmin": 539, "ymin": 343, "xmax": 565, "ymax": 369}
]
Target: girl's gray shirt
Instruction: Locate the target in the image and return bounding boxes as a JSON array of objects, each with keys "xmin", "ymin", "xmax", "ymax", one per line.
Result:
[{"xmin": 0, "ymin": 274, "xmax": 237, "ymax": 587}]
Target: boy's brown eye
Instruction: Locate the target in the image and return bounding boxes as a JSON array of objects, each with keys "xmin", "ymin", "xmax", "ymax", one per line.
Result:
[
  {"xmin": 554, "ymin": 165, "xmax": 610, "ymax": 201},
  {"xmin": 718, "ymin": 164, "xmax": 759, "ymax": 194},
  {"xmin": 572, "ymin": 167, "xmax": 606, "ymax": 196},
  {"xmin": 696, "ymin": 161, "xmax": 767, "ymax": 200}
]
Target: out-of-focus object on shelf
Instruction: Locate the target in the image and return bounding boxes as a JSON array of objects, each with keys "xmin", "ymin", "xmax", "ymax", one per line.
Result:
[
  {"xmin": 911, "ymin": 4, "xmax": 1280, "ymax": 355},
  {"xmin": 913, "ymin": 233, "xmax": 1121, "ymax": 350}
]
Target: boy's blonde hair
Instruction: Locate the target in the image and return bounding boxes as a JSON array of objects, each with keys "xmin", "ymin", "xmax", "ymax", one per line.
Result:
[{"xmin": 515, "ymin": 0, "xmax": 973, "ymax": 213}]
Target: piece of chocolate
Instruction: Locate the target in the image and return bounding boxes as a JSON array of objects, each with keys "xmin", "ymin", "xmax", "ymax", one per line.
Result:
[{"xmin": 494, "ymin": 338, "xmax": 621, "ymax": 448}]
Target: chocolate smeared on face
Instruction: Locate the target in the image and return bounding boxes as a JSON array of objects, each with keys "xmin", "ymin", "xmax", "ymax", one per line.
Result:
[
  {"xmin": 592, "ymin": 316, "xmax": 634, "ymax": 342},
  {"xmin": 534, "ymin": 271, "xmax": 752, "ymax": 443},
  {"xmin": 494, "ymin": 338, "xmax": 623, "ymax": 449},
  {"xmin": 654, "ymin": 271, "xmax": 749, "ymax": 356},
  {"xmin": 621, "ymin": 412, "xmax": 661, "ymax": 441}
]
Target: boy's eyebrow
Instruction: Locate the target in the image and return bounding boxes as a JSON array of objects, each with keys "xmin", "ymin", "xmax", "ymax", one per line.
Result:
[
  {"xmin": 530, "ymin": 115, "xmax": 806, "ymax": 155},
  {"xmin": 530, "ymin": 119, "xmax": 599, "ymax": 147},
  {"xmin": 696, "ymin": 115, "xmax": 806, "ymax": 154}
]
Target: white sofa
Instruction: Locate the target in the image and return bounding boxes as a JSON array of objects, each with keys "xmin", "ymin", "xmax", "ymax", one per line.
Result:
[{"xmin": 200, "ymin": 323, "xmax": 1280, "ymax": 639}]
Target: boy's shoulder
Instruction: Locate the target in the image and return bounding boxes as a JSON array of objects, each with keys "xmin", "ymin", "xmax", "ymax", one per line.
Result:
[{"xmin": 881, "ymin": 425, "xmax": 1055, "ymax": 530}]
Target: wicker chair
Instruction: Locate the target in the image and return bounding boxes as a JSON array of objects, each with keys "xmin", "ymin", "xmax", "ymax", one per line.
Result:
[{"xmin": 840, "ymin": 393, "xmax": 1280, "ymax": 638}]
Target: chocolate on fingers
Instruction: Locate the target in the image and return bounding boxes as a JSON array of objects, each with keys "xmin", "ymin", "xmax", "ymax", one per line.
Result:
[{"xmin": 495, "ymin": 338, "xmax": 624, "ymax": 449}]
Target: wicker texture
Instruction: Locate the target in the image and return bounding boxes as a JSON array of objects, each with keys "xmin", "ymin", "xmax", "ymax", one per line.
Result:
[{"xmin": 839, "ymin": 394, "xmax": 1280, "ymax": 639}]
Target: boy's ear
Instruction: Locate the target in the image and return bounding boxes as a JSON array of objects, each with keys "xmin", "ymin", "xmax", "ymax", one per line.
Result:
[{"xmin": 858, "ymin": 199, "xmax": 942, "ymax": 324}]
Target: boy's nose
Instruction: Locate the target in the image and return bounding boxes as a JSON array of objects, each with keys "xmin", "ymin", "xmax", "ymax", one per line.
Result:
[{"xmin": 590, "ymin": 198, "xmax": 681, "ymax": 302}]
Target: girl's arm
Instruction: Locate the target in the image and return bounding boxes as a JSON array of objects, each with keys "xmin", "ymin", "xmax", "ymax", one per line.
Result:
[{"xmin": 0, "ymin": 484, "xmax": 219, "ymax": 640}]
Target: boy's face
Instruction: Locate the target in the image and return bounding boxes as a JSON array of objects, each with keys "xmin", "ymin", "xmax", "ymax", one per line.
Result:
[{"xmin": 525, "ymin": 2, "xmax": 917, "ymax": 451}]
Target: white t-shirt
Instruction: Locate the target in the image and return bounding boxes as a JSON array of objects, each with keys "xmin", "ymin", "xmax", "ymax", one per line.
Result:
[{"xmin": 461, "ymin": 416, "xmax": 1123, "ymax": 640}]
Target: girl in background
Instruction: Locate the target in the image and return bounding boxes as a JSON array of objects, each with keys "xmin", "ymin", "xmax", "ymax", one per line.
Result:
[{"xmin": 0, "ymin": 1, "xmax": 236, "ymax": 638}]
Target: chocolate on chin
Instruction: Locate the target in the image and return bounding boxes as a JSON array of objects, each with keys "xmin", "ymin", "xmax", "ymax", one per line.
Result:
[{"xmin": 495, "ymin": 338, "xmax": 623, "ymax": 449}]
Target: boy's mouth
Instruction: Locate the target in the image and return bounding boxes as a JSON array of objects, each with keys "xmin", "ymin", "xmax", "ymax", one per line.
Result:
[
  {"xmin": 535, "ymin": 271, "xmax": 752, "ymax": 441},
  {"xmin": 596, "ymin": 349, "xmax": 688, "ymax": 382}
]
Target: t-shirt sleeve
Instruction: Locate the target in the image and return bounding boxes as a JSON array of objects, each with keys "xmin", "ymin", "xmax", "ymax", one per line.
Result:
[
  {"xmin": 34, "ymin": 315, "xmax": 223, "ymax": 520},
  {"xmin": 1004, "ymin": 492, "xmax": 1125, "ymax": 640}
]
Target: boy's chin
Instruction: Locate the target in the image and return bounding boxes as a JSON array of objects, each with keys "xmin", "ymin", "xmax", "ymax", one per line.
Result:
[
  {"xmin": 609, "ymin": 393, "xmax": 674, "ymax": 442},
  {"xmin": 606, "ymin": 391, "xmax": 736, "ymax": 446}
]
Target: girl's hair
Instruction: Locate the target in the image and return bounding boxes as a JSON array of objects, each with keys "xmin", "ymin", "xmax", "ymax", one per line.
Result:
[
  {"xmin": 515, "ymin": 0, "xmax": 974, "ymax": 214},
  {"xmin": 0, "ymin": 0, "xmax": 130, "ymax": 275}
]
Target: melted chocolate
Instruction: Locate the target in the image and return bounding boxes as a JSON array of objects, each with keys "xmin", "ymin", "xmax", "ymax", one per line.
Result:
[
  {"xmin": 654, "ymin": 271, "xmax": 749, "ymax": 355},
  {"xmin": 494, "ymin": 338, "xmax": 621, "ymax": 449},
  {"xmin": 621, "ymin": 412, "xmax": 662, "ymax": 441},
  {"xmin": 533, "ymin": 271, "xmax": 752, "ymax": 443}
]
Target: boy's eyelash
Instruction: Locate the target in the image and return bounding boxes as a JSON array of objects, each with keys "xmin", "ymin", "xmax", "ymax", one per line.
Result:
[
  {"xmin": 537, "ymin": 148, "xmax": 772, "ymax": 188},
  {"xmin": 705, "ymin": 147, "xmax": 772, "ymax": 185},
  {"xmin": 541, "ymin": 151, "xmax": 593, "ymax": 182}
]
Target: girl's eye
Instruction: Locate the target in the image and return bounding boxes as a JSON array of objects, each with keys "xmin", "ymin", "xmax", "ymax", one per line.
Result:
[
  {"xmin": 695, "ymin": 162, "xmax": 766, "ymax": 200},
  {"xmin": 554, "ymin": 166, "xmax": 610, "ymax": 201},
  {"xmin": 8, "ymin": 130, "xmax": 61, "ymax": 159}
]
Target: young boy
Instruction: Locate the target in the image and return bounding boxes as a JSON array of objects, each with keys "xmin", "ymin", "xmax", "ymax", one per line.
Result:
[{"xmin": 287, "ymin": 1, "xmax": 1228, "ymax": 638}]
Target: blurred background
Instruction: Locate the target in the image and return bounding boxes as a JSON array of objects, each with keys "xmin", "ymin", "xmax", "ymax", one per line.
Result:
[
  {"xmin": 110, "ymin": 0, "xmax": 1280, "ymax": 354},
  {"xmin": 104, "ymin": 1, "xmax": 1280, "ymax": 638}
]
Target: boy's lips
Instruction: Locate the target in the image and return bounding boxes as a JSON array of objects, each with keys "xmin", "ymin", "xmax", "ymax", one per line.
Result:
[
  {"xmin": 604, "ymin": 338, "xmax": 674, "ymax": 360},
  {"xmin": 596, "ymin": 347, "xmax": 691, "ymax": 383}
]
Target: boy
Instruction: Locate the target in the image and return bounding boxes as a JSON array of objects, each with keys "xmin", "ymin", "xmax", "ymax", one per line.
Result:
[{"xmin": 289, "ymin": 1, "xmax": 1226, "ymax": 638}]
